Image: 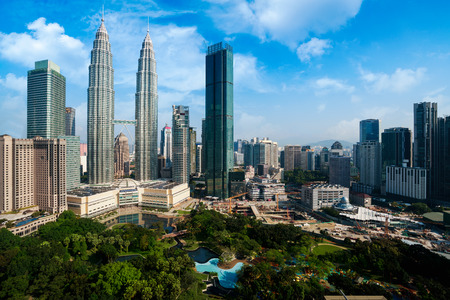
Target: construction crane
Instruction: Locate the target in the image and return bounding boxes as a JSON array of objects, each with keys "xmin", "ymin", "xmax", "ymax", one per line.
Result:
[
  {"xmin": 226, "ymin": 192, "xmax": 248, "ymax": 214},
  {"xmin": 275, "ymin": 192, "xmax": 301, "ymax": 211}
]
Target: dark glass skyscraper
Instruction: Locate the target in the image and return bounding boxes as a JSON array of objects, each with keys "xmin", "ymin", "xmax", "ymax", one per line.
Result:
[
  {"xmin": 381, "ymin": 127, "xmax": 412, "ymax": 167},
  {"xmin": 27, "ymin": 60, "xmax": 66, "ymax": 139},
  {"xmin": 135, "ymin": 29, "xmax": 158, "ymax": 181},
  {"xmin": 360, "ymin": 119, "xmax": 379, "ymax": 142},
  {"xmin": 87, "ymin": 18, "xmax": 114, "ymax": 184},
  {"xmin": 205, "ymin": 42, "xmax": 234, "ymax": 199}
]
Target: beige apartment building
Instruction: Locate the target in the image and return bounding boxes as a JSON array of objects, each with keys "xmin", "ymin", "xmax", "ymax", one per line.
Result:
[
  {"xmin": 1, "ymin": 135, "xmax": 35, "ymax": 212},
  {"xmin": 0, "ymin": 135, "xmax": 66, "ymax": 213}
]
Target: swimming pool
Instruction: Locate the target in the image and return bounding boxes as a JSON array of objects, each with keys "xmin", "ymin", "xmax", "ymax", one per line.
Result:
[{"xmin": 195, "ymin": 258, "xmax": 244, "ymax": 289}]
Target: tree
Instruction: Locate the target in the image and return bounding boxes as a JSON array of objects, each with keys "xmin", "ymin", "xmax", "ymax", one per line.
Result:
[
  {"xmin": 94, "ymin": 262, "xmax": 141, "ymax": 297},
  {"xmin": 99, "ymin": 243, "xmax": 118, "ymax": 263}
]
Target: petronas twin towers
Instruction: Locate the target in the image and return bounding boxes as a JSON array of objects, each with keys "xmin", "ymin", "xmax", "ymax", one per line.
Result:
[{"xmin": 87, "ymin": 18, "xmax": 158, "ymax": 184}]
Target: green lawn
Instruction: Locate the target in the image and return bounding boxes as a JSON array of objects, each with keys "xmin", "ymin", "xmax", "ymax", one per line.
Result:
[
  {"xmin": 312, "ymin": 244, "xmax": 346, "ymax": 255},
  {"xmin": 177, "ymin": 210, "xmax": 192, "ymax": 215}
]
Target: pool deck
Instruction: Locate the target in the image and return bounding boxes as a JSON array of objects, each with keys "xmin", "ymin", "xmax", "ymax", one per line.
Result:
[{"xmin": 218, "ymin": 259, "xmax": 249, "ymax": 270}]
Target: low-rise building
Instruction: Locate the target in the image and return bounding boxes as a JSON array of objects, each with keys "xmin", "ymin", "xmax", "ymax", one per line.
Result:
[
  {"xmin": 67, "ymin": 180, "xmax": 190, "ymax": 217},
  {"xmin": 247, "ymin": 177, "xmax": 286, "ymax": 201},
  {"xmin": 8, "ymin": 214, "xmax": 58, "ymax": 236},
  {"xmin": 350, "ymin": 191, "xmax": 372, "ymax": 207},
  {"xmin": 302, "ymin": 184, "xmax": 349, "ymax": 210}
]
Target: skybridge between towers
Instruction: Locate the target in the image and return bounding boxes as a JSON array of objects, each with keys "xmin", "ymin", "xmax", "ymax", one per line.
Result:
[{"xmin": 112, "ymin": 119, "xmax": 136, "ymax": 144}]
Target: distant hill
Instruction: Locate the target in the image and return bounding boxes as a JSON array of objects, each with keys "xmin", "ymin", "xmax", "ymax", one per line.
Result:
[{"xmin": 307, "ymin": 139, "xmax": 355, "ymax": 149}]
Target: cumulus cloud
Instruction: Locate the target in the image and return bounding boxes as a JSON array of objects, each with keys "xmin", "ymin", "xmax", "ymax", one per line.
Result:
[
  {"xmin": 206, "ymin": 0, "xmax": 362, "ymax": 48},
  {"xmin": 0, "ymin": 17, "xmax": 89, "ymax": 85},
  {"xmin": 297, "ymin": 38, "xmax": 331, "ymax": 62},
  {"xmin": 359, "ymin": 67, "xmax": 427, "ymax": 93},
  {"xmin": 234, "ymin": 53, "xmax": 271, "ymax": 93},
  {"xmin": 326, "ymin": 118, "xmax": 359, "ymax": 142},
  {"xmin": 314, "ymin": 77, "xmax": 355, "ymax": 94},
  {"xmin": 0, "ymin": 73, "xmax": 26, "ymax": 94}
]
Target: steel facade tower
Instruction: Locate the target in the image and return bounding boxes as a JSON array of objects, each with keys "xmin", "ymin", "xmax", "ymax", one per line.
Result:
[
  {"xmin": 27, "ymin": 60, "xmax": 66, "ymax": 139},
  {"xmin": 135, "ymin": 29, "xmax": 158, "ymax": 181},
  {"xmin": 205, "ymin": 42, "xmax": 234, "ymax": 199},
  {"xmin": 87, "ymin": 18, "xmax": 115, "ymax": 184}
]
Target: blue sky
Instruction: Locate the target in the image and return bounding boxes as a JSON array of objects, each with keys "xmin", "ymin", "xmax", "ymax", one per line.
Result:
[{"xmin": 1, "ymin": 0, "xmax": 450, "ymax": 146}]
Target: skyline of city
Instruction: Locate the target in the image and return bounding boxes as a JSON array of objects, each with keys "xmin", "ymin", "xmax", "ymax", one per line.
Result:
[{"xmin": 2, "ymin": 1, "xmax": 450, "ymax": 146}]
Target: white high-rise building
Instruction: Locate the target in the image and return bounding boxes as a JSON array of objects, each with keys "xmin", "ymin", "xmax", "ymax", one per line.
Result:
[
  {"xmin": 359, "ymin": 141, "xmax": 382, "ymax": 190},
  {"xmin": 160, "ymin": 124, "xmax": 172, "ymax": 167},
  {"xmin": 172, "ymin": 105, "xmax": 190, "ymax": 184}
]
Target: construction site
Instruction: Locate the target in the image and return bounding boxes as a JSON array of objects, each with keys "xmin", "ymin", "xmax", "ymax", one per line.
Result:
[{"xmin": 201, "ymin": 192, "xmax": 450, "ymax": 257}]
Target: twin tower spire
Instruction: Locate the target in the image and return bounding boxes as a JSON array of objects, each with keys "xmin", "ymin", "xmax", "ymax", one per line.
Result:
[{"xmin": 87, "ymin": 17, "xmax": 158, "ymax": 184}]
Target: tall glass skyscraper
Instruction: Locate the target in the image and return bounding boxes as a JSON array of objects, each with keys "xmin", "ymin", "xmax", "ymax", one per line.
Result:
[
  {"xmin": 360, "ymin": 119, "xmax": 379, "ymax": 142},
  {"xmin": 172, "ymin": 105, "xmax": 190, "ymax": 184},
  {"xmin": 87, "ymin": 18, "xmax": 115, "ymax": 184},
  {"xmin": 65, "ymin": 107, "xmax": 76, "ymax": 136},
  {"xmin": 205, "ymin": 42, "xmax": 234, "ymax": 199},
  {"xmin": 135, "ymin": 29, "xmax": 158, "ymax": 181},
  {"xmin": 27, "ymin": 60, "xmax": 66, "ymax": 139}
]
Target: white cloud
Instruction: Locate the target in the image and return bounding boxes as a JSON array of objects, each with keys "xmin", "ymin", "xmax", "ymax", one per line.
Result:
[
  {"xmin": 351, "ymin": 95, "xmax": 361, "ymax": 103},
  {"xmin": 296, "ymin": 38, "xmax": 331, "ymax": 62},
  {"xmin": 234, "ymin": 53, "xmax": 271, "ymax": 93},
  {"xmin": 0, "ymin": 73, "xmax": 26, "ymax": 94},
  {"xmin": 235, "ymin": 111, "xmax": 279, "ymax": 139},
  {"xmin": 314, "ymin": 77, "xmax": 355, "ymax": 94},
  {"xmin": 360, "ymin": 67, "xmax": 427, "ymax": 93},
  {"xmin": 317, "ymin": 103, "xmax": 326, "ymax": 112},
  {"xmin": 326, "ymin": 118, "xmax": 359, "ymax": 142},
  {"xmin": 206, "ymin": 0, "xmax": 362, "ymax": 48},
  {"xmin": 0, "ymin": 18, "xmax": 89, "ymax": 85}
]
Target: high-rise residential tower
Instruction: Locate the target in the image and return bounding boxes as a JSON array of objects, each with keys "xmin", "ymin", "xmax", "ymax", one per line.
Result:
[
  {"xmin": 360, "ymin": 119, "xmax": 379, "ymax": 143},
  {"xmin": 204, "ymin": 42, "xmax": 234, "ymax": 199},
  {"xmin": 58, "ymin": 135, "xmax": 80, "ymax": 191},
  {"xmin": 160, "ymin": 124, "xmax": 172, "ymax": 167},
  {"xmin": 135, "ymin": 29, "xmax": 158, "ymax": 181},
  {"xmin": 87, "ymin": 18, "xmax": 114, "ymax": 184},
  {"xmin": 27, "ymin": 60, "xmax": 66, "ymax": 139},
  {"xmin": 172, "ymin": 105, "xmax": 190, "ymax": 184},
  {"xmin": 189, "ymin": 127, "xmax": 197, "ymax": 175},
  {"xmin": 114, "ymin": 133, "xmax": 130, "ymax": 178},
  {"xmin": 65, "ymin": 107, "xmax": 76, "ymax": 136}
]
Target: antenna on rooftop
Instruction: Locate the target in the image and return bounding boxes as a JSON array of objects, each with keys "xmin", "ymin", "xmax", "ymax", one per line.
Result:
[
  {"xmin": 101, "ymin": 4, "xmax": 105, "ymax": 22},
  {"xmin": 147, "ymin": 16, "xmax": 150, "ymax": 33}
]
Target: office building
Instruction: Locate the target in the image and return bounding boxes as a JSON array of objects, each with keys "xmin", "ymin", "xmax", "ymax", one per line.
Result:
[
  {"xmin": 65, "ymin": 107, "xmax": 76, "ymax": 136},
  {"xmin": 189, "ymin": 127, "xmax": 197, "ymax": 175},
  {"xmin": 87, "ymin": 18, "xmax": 114, "ymax": 184},
  {"xmin": 114, "ymin": 133, "xmax": 130, "ymax": 178},
  {"xmin": 27, "ymin": 60, "xmax": 66, "ymax": 139},
  {"xmin": 160, "ymin": 124, "xmax": 172, "ymax": 167},
  {"xmin": 234, "ymin": 151, "xmax": 244, "ymax": 165},
  {"xmin": 284, "ymin": 145, "xmax": 302, "ymax": 171},
  {"xmin": 329, "ymin": 156, "xmax": 351, "ymax": 188},
  {"xmin": 135, "ymin": 29, "xmax": 158, "ymax": 181},
  {"xmin": 172, "ymin": 105, "xmax": 190, "ymax": 184},
  {"xmin": 360, "ymin": 119, "xmax": 379, "ymax": 142},
  {"xmin": 302, "ymin": 184, "xmax": 349, "ymax": 210},
  {"xmin": 359, "ymin": 141, "xmax": 382, "ymax": 191},
  {"xmin": 196, "ymin": 144, "xmax": 203, "ymax": 173},
  {"xmin": 204, "ymin": 42, "xmax": 234, "ymax": 199},
  {"xmin": 386, "ymin": 166, "xmax": 427, "ymax": 200},
  {"xmin": 381, "ymin": 127, "xmax": 412, "ymax": 182},
  {"xmin": 58, "ymin": 135, "xmax": 80, "ymax": 191},
  {"xmin": 330, "ymin": 141, "xmax": 344, "ymax": 156},
  {"xmin": 436, "ymin": 116, "xmax": 450, "ymax": 199},
  {"xmin": 33, "ymin": 137, "xmax": 67, "ymax": 213},
  {"xmin": 320, "ymin": 147, "xmax": 330, "ymax": 174}
]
